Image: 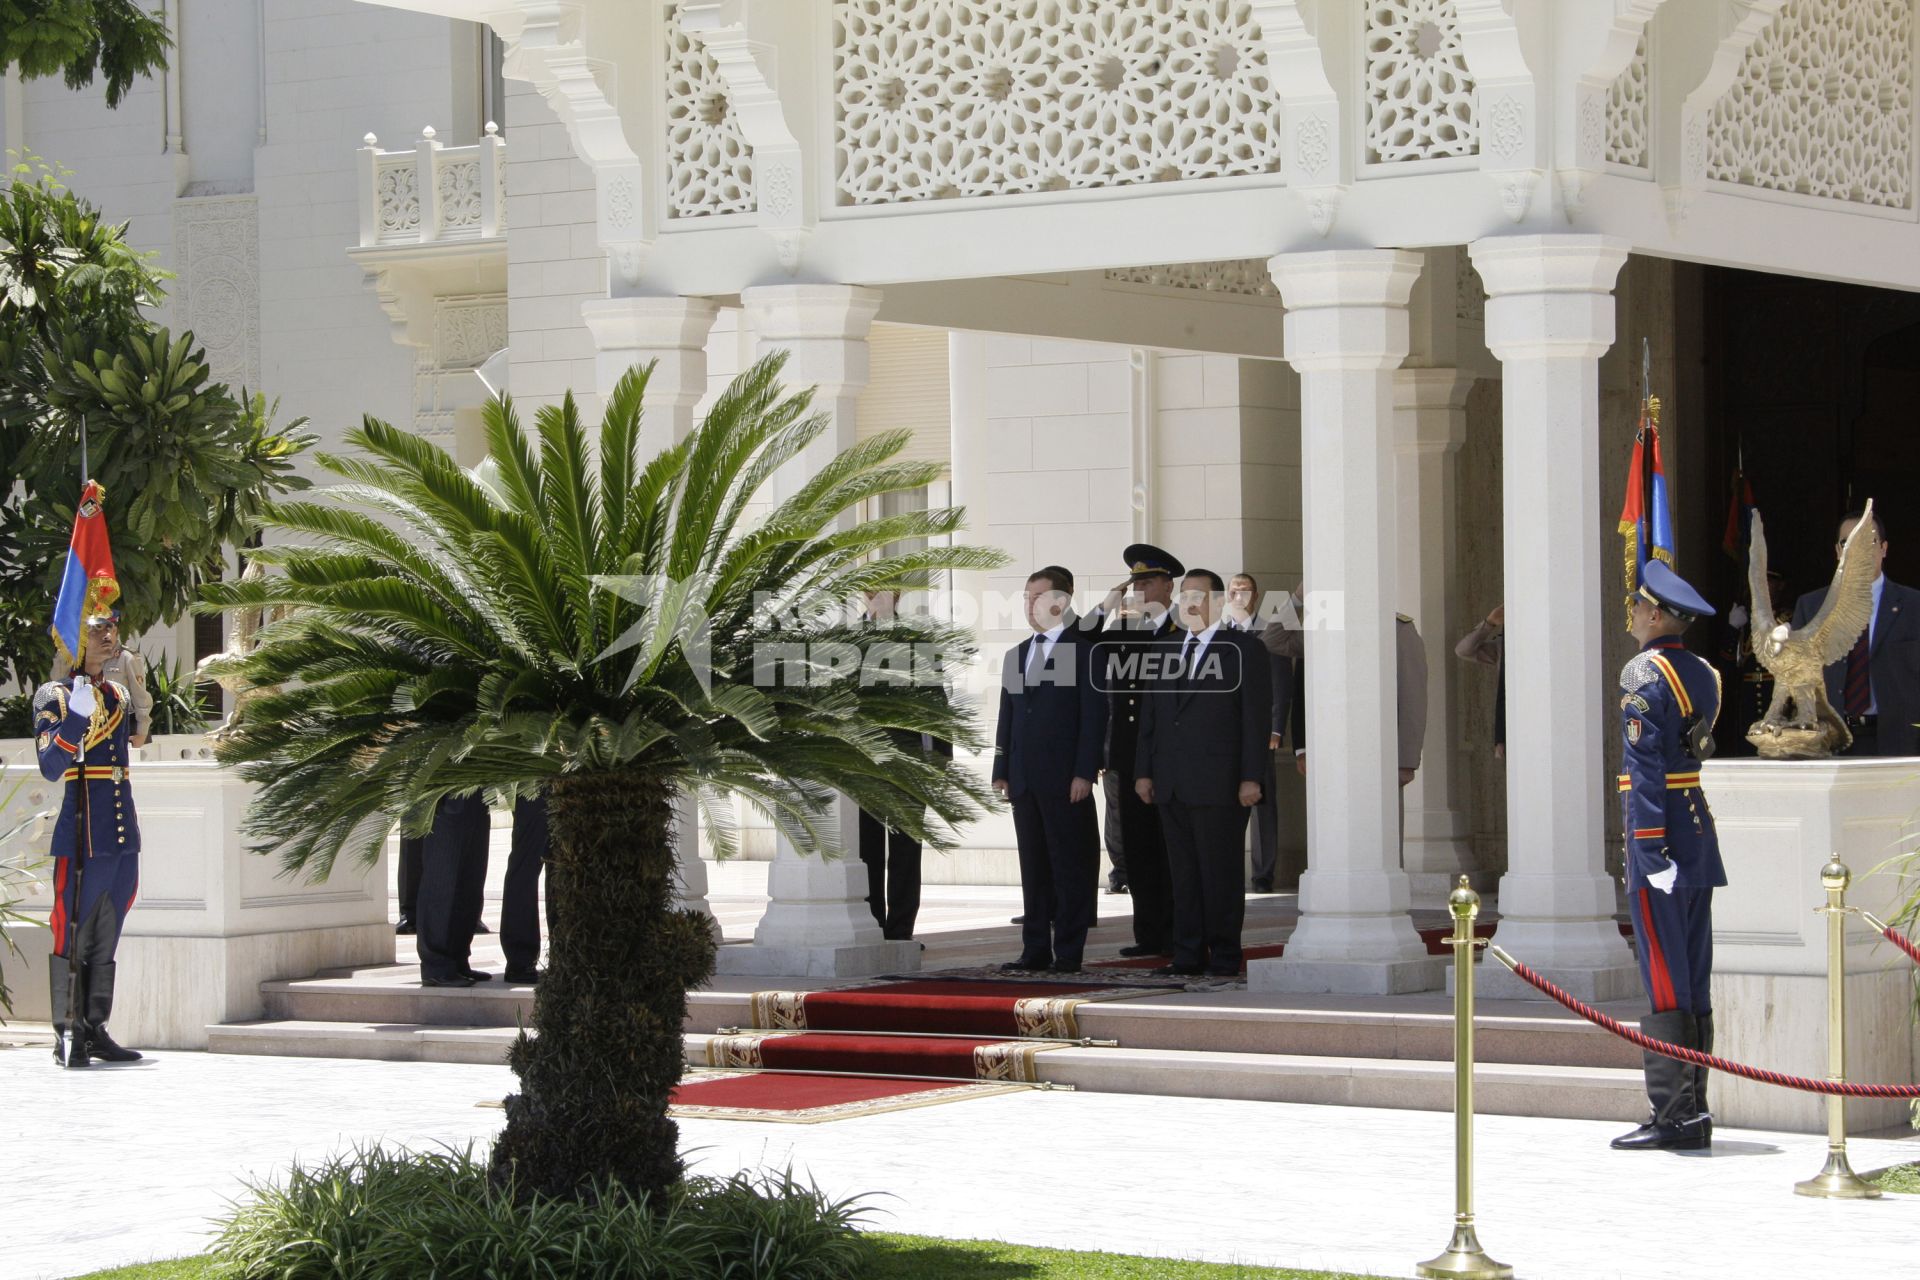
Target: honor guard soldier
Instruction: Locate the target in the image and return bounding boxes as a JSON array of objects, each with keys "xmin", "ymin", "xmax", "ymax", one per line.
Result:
[
  {"xmin": 1613, "ymin": 560, "xmax": 1725, "ymax": 1151},
  {"xmin": 36, "ymin": 611, "xmax": 144, "ymax": 1067}
]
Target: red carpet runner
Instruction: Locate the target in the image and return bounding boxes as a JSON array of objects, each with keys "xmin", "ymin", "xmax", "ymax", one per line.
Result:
[{"xmin": 674, "ymin": 979, "xmax": 1152, "ymax": 1122}]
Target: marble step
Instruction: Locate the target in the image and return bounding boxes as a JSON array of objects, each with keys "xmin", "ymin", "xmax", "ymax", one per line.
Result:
[
  {"xmin": 261, "ymin": 973, "xmax": 1642, "ymax": 1070},
  {"xmin": 205, "ymin": 1020, "xmax": 1645, "ymax": 1123}
]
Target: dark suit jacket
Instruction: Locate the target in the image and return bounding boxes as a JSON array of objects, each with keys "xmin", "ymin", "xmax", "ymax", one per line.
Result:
[
  {"xmin": 1792, "ymin": 578, "xmax": 1920, "ymax": 755},
  {"xmin": 1135, "ymin": 626, "xmax": 1272, "ymax": 806},
  {"xmin": 993, "ymin": 625, "xmax": 1106, "ymax": 800}
]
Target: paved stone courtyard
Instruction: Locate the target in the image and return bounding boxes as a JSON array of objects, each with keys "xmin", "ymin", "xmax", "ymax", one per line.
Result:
[{"xmin": 3, "ymin": 1045, "xmax": 1915, "ymax": 1280}]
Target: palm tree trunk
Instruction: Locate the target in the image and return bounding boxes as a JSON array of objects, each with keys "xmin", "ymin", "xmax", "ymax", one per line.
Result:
[{"xmin": 491, "ymin": 767, "xmax": 717, "ymax": 1203}]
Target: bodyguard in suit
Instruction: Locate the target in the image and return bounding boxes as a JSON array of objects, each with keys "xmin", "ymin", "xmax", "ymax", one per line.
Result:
[
  {"xmin": 1134, "ymin": 570, "xmax": 1273, "ymax": 977},
  {"xmin": 1612, "ymin": 560, "xmax": 1726, "ymax": 1152},
  {"xmin": 415, "ymin": 791, "xmax": 493, "ymax": 987},
  {"xmin": 1094, "ymin": 545, "xmax": 1184, "ymax": 956},
  {"xmin": 499, "ymin": 791, "xmax": 549, "ymax": 984},
  {"xmin": 1227, "ymin": 573, "xmax": 1292, "ymax": 894},
  {"xmin": 1791, "ymin": 507, "xmax": 1920, "ymax": 757},
  {"xmin": 993, "ymin": 566, "xmax": 1106, "ymax": 972}
]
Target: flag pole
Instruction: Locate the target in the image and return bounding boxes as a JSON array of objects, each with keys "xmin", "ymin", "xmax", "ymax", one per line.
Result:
[{"xmin": 62, "ymin": 440, "xmax": 91, "ymax": 1068}]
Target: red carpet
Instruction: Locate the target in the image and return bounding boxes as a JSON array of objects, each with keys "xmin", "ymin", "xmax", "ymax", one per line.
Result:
[
  {"xmin": 671, "ymin": 1071, "xmax": 1028, "ymax": 1123},
  {"xmin": 706, "ymin": 1030, "xmax": 1060, "ymax": 1080},
  {"xmin": 750, "ymin": 979, "xmax": 1162, "ymax": 1039}
]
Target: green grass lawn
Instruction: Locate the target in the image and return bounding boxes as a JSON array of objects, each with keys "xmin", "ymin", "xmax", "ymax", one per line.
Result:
[
  {"xmin": 1866, "ymin": 1161, "xmax": 1920, "ymax": 1194},
  {"xmin": 73, "ymin": 1237, "xmax": 1375, "ymax": 1280}
]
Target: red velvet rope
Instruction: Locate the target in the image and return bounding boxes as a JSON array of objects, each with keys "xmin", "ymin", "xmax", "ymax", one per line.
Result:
[
  {"xmin": 1488, "ymin": 947, "xmax": 1920, "ymax": 1100},
  {"xmin": 1871, "ymin": 916, "xmax": 1920, "ymax": 969}
]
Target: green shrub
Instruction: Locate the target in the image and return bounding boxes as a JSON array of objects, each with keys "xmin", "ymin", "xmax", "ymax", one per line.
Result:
[
  {"xmin": 0, "ymin": 693, "xmax": 29, "ymax": 738},
  {"xmin": 210, "ymin": 1144, "xmax": 873, "ymax": 1280}
]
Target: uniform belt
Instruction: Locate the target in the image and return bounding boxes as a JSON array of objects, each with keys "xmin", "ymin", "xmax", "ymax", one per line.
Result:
[
  {"xmin": 1616, "ymin": 772, "xmax": 1700, "ymax": 791},
  {"xmin": 62, "ymin": 766, "xmax": 127, "ymax": 782}
]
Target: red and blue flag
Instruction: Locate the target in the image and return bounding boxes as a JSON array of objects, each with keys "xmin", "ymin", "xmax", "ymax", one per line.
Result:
[
  {"xmin": 49, "ymin": 480, "xmax": 120, "ymax": 673},
  {"xmin": 1617, "ymin": 401, "xmax": 1674, "ymax": 628}
]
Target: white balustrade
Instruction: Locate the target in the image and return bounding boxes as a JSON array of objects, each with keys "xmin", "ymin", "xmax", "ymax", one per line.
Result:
[{"xmin": 357, "ymin": 122, "xmax": 507, "ymax": 249}]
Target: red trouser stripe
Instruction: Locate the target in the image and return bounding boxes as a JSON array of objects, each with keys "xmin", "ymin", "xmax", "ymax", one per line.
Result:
[
  {"xmin": 49, "ymin": 856, "xmax": 70, "ymax": 958},
  {"xmin": 1635, "ymin": 888, "xmax": 1678, "ymax": 1012}
]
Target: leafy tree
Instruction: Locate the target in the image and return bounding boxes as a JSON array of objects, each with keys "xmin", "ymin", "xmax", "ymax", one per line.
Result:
[
  {"xmin": 0, "ymin": 1, "xmax": 171, "ymax": 107},
  {"xmin": 201, "ymin": 355, "xmax": 1006, "ymax": 1203},
  {"xmin": 0, "ymin": 157, "xmax": 311, "ymax": 685}
]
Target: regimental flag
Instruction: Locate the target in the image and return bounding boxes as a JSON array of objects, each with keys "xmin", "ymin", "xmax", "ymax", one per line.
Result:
[
  {"xmin": 1722, "ymin": 448, "xmax": 1757, "ymax": 560},
  {"xmin": 1617, "ymin": 395, "xmax": 1674, "ymax": 628},
  {"xmin": 49, "ymin": 480, "xmax": 120, "ymax": 673}
]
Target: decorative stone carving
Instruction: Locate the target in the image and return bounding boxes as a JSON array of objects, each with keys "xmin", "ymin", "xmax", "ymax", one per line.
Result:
[
  {"xmin": 1705, "ymin": 0, "xmax": 1912, "ymax": 208},
  {"xmin": 1607, "ymin": 34, "xmax": 1650, "ymax": 169},
  {"xmin": 436, "ymin": 159, "xmax": 483, "ymax": 233},
  {"xmin": 437, "ymin": 299, "xmax": 508, "ymax": 369},
  {"xmin": 832, "ymin": 0, "xmax": 1284, "ymax": 206},
  {"xmin": 1105, "ymin": 259, "xmax": 1281, "ymax": 299},
  {"xmin": 666, "ymin": 4, "xmax": 757, "ymax": 218},
  {"xmin": 376, "ymin": 160, "xmax": 421, "ymax": 240},
  {"xmin": 606, "ymin": 175, "xmax": 637, "ymax": 232},
  {"xmin": 1484, "ymin": 92, "xmax": 1524, "ymax": 160},
  {"xmin": 172, "ymin": 196, "xmax": 261, "ymax": 394},
  {"xmin": 1364, "ymin": 0, "xmax": 1478, "ymax": 164},
  {"xmin": 1294, "ymin": 115, "xmax": 1332, "ymax": 178}
]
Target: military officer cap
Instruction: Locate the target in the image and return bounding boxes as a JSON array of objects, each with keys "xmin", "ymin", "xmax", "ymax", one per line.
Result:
[
  {"xmin": 1638, "ymin": 560, "xmax": 1715, "ymax": 621},
  {"xmin": 1122, "ymin": 543, "xmax": 1185, "ymax": 582},
  {"xmin": 84, "ymin": 608, "xmax": 120, "ymax": 628}
]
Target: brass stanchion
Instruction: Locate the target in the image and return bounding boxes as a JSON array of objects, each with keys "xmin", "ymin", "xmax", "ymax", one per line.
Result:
[
  {"xmin": 1417, "ymin": 877, "xmax": 1512, "ymax": 1280},
  {"xmin": 1794, "ymin": 857, "xmax": 1880, "ymax": 1199}
]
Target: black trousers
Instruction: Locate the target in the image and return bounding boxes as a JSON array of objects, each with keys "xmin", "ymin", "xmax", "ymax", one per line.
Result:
[
  {"xmin": 1159, "ymin": 799, "xmax": 1250, "ymax": 973},
  {"xmin": 858, "ymin": 809, "xmax": 922, "ymax": 940},
  {"xmin": 1246, "ymin": 750, "xmax": 1280, "ymax": 888},
  {"xmin": 1009, "ymin": 789, "xmax": 1099, "ymax": 969},
  {"xmin": 397, "ymin": 834, "xmax": 423, "ymax": 919},
  {"xmin": 501, "ymin": 793, "xmax": 550, "ymax": 973},
  {"xmin": 1116, "ymin": 780, "xmax": 1171, "ymax": 951},
  {"xmin": 1100, "ymin": 770, "xmax": 1127, "ymax": 889},
  {"xmin": 415, "ymin": 793, "xmax": 491, "ymax": 982}
]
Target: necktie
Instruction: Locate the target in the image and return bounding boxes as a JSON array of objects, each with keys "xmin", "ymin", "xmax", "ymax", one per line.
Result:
[{"xmin": 1844, "ymin": 631, "xmax": 1871, "ymax": 717}]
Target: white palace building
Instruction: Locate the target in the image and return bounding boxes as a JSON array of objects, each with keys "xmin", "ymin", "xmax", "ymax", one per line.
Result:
[{"xmin": 5, "ymin": 1, "xmax": 1920, "ymax": 1123}]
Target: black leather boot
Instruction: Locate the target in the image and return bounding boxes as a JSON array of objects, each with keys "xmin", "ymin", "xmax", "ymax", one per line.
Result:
[
  {"xmin": 1612, "ymin": 1010, "xmax": 1708, "ymax": 1150},
  {"xmin": 1695, "ymin": 1011, "xmax": 1714, "ymax": 1138},
  {"xmin": 49, "ymin": 956, "xmax": 89, "ymax": 1069},
  {"xmin": 83, "ymin": 962, "xmax": 143, "ymax": 1063}
]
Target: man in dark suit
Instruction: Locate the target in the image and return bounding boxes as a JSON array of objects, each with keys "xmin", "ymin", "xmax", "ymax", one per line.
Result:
[
  {"xmin": 993, "ymin": 566, "xmax": 1106, "ymax": 973},
  {"xmin": 1791, "ymin": 508, "xmax": 1920, "ymax": 757},
  {"xmin": 1094, "ymin": 544, "xmax": 1184, "ymax": 957},
  {"xmin": 415, "ymin": 791, "xmax": 492, "ymax": 987},
  {"xmin": 856, "ymin": 591, "xmax": 951, "ymax": 942},
  {"xmin": 1134, "ymin": 569, "xmax": 1272, "ymax": 977},
  {"xmin": 1227, "ymin": 573, "xmax": 1292, "ymax": 893}
]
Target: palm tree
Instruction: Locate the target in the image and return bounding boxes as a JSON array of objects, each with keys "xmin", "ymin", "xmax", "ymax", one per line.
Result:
[{"xmin": 201, "ymin": 353, "xmax": 1005, "ymax": 1203}]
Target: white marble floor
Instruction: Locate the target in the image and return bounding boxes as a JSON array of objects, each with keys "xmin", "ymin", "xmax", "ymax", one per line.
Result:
[{"xmin": 2, "ymin": 1046, "xmax": 1915, "ymax": 1280}]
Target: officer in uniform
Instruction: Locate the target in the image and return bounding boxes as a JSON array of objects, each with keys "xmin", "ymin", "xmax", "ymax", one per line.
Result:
[
  {"xmin": 1095, "ymin": 545, "xmax": 1183, "ymax": 957},
  {"xmin": 35, "ymin": 611, "xmax": 144, "ymax": 1067},
  {"xmin": 1612, "ymin": 560, "xmax": 1725, "ymax": 1152}
]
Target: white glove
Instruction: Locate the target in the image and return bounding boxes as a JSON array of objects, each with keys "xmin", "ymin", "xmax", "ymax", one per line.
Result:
[
  {"xmin": 1728, "ymin": 603, "xmax": 1749, "ymax": 629},
  {"xmin": 67, "ymin": 675, "xmax": 97, "ymax": 720},
  {"xmin": 1649, "ymin": 858, "xmax": 1679, "ymax": 895}
]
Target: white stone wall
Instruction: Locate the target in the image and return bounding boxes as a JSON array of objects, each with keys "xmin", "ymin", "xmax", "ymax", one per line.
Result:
[{"xmin": 503, "ymin": 79, "xmax": 602, "ymax": 419}]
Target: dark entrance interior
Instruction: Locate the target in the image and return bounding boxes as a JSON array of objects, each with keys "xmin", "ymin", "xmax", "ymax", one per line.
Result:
[{"xmin": 1696, "ymin": 267, "xmax": 1920, "ymax": 752}]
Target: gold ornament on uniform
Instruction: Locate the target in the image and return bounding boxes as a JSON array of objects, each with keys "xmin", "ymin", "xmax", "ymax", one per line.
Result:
[{"xmin": 1744, "ymin": 499, "xmax": 1878, "ymax": 758}]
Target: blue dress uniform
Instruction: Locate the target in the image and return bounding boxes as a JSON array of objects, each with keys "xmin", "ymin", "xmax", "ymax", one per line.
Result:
[
  {"xmin": 1613, "ymin": 560, "xmax": 1724, "ymax": 1149},
  {"xmin": 34, "ymin": 673, "xmax": 143, "ymax": 1066}
]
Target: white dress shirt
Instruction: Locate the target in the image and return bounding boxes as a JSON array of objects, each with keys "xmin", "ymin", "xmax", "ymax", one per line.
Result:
[{"xmin": 1024, "ymin": 622, "xmax": 1067, "ymax": 675}]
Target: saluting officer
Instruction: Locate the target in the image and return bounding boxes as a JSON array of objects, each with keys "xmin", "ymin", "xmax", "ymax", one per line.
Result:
[
  {"xmin": 1094, "ymin": 544, "xmax": 1184, "ymax": 957},
  {"xmin": 35, "ymin": 611, "xmax": 144, "ymax": 1067},
  {"xmin": 1612, "ymin": 560, "xmax": 1725, "ymax": 1152}
]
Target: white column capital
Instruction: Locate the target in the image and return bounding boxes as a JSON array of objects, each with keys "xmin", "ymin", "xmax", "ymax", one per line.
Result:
[
  {"xmin": 741, "ymin": 283, "xmax": 883, "ymax": 342},
  {"xmin": 1394, "ymin": 367, "xmax": 1475, "ymax": 454},
  {"xmin": 1268, "ymin": 250, "xmax": 1421, "ymax": 372},
  {"xmin": 1468, "ymin": 235, "xmax": 1630, "ymax": 362},
  {"xmin": 580, "ymin": 295, "xmax": 720, "ymax": 354}
]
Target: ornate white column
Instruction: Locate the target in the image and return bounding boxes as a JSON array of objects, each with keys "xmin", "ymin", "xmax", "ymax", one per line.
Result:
[
  {"xmin": 1469, "ymin": 234, "xmax": 1639, "ymax": 1001},
  {"xmin": 1252, "ymin": 250, "xmax": 1443, "ymax": 996},
  {"xmin": 718, "ymin": 282, "xmax": 916, "ymax": 978},
  {"xmin": 1395, "ymin": 367, "xmax": 1478, "ymax": 900},
  {"xmin": 581, "ymin": 295, "xmax": 720, "ymax": 922}
]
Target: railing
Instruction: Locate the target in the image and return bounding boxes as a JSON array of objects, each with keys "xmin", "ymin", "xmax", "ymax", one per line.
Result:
[{"xmin": 356, "ymin": 123, "xmax": 507, "ymax": 249}]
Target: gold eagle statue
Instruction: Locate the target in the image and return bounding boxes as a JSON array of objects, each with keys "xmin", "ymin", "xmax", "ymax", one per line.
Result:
[{"xmin": 1745, "ymin": 499, "xmax": 1879, "ymax": 758}]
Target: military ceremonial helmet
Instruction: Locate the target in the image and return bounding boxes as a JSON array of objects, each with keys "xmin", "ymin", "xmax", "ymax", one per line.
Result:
[
  {"xmin": 1122, "ymin": 543, "xmax": 1184, "ymax": 582},
  {"xmin": 1639, "ymin": 560, "xmax": 1715, "ymax": 621}
]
